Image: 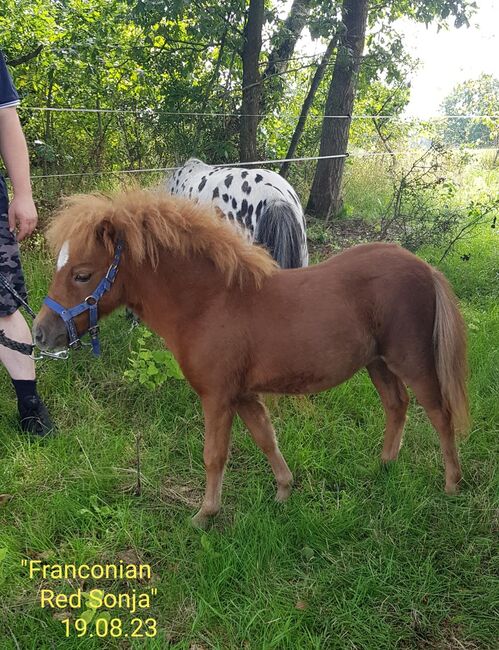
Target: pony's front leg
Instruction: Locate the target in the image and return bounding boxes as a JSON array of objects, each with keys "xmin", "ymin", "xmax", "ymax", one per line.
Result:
[{"xmin": 192, "ymin": 397, "xmax": 235, "ymax": 529}]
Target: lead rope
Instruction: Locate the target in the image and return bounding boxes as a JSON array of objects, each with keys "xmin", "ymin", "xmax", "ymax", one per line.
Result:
[
  {"xmin": 0, "ymin": 274, "xmax": 68, "ymax": 360},
  {"xmin": 0, "ymin": 329, "xmax": 35, "ymax": 355}
]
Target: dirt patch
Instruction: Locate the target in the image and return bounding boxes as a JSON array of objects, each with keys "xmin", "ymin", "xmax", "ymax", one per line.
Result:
[
  {"xmin": 160, "ymin": 476, "xmax": 202, "ymax": 509},
  {"xmin": 307, "ymin": 216, "xmax": 379, "ymax": 260}
]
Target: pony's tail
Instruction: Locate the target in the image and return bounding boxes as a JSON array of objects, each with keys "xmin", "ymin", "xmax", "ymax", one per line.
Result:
[
  {"xmin": 255, "ymin": 201, "xmax": 307, "ymax": 268},
  {"xmin": 432, "ymin": 269, "xmax": 470, "ymax": 436}
]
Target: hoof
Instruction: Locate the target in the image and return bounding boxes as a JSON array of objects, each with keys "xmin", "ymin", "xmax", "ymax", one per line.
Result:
[
  {"xmin": 445, "ymin": 482, "xmax": 460, "ymax": 495},
  {"xmin": 191, "ymin": 510, "xmax": 212, "ymax": 530},
  {"xmin": 275, "ymin": 482, "xmax": 293, "ymax": 503}
]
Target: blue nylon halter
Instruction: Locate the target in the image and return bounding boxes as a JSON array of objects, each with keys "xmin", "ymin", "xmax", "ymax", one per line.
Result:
[{"xmin": 43, "ymin": 240, "xmax": 124, "ymax": 356}]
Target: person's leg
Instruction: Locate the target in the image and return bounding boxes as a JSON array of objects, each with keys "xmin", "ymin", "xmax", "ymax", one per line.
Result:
[
  {"xmin": 0, "ymin": 310, "xmax": 54, "ymax": 436},
  {"xmin": 0, "ymin": 309, "xmax": 35, "ymax": 379},
  {"xmin": 1, "ymin": 195, "xmax": 53, "ymax": 436}
]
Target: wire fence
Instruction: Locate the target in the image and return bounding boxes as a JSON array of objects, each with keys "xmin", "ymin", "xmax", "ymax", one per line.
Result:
[
  {"xmin": 29, "ymin": 154, "xmax": 348, "ymax": 180},
  {"xmin": 30, "ymin": 151, "xmax": 453, "ymax": 180},
  {"xmin": 7, "ymin": 106, "xmax": 497, "ymax": 184},
  {"xmin": 19, "ymin": 106, "xmax": 499, "ymax": 120}
]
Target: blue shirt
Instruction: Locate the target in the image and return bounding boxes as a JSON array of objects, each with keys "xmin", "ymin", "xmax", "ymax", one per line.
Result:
[
  {"xmin": 0, "ymin": 51, "xmax": 19, "ymax": 109},
  {"xmin": 0, "ymin": 51, "xmax": 19, "ymax": 195}
]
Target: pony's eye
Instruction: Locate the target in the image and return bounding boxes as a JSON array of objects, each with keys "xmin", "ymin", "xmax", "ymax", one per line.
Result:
[{"xmin": 74, "ymin": 272, "xmax": 92, "ymax": 283}]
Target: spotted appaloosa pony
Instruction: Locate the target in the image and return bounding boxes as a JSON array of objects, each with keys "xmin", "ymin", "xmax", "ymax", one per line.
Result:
[
  {"xmin": 166, "ymin": 158, "xmax": 308, "ymax": 268},
  {"xmin": 34, "ymin": 189, "xmax": 469, "ymax": 529}
]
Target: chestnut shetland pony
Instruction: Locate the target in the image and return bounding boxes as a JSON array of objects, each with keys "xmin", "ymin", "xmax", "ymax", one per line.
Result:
[{"xmin": 33, "ymin": 189, "xmax": 469, "ymax": 528}]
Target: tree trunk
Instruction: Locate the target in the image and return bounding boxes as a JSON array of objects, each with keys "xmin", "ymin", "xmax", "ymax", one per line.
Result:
[
  {"xmin": 240, "ymin": 0, "xmax": 264, "ymax": 162},
  {"xmin": 260, "ymin": 0, "xmax": 313, "ymax": 115},
  {"xmin": 306, "ymin": 0, "xmax": 369, "ymax": 219},
  {"xmin": 280, "ymin": 36, "xmax": 337, "ymax": 179},
  {"xmin": 264, "ymin": 0, "xmax": 312, "ymax": 81},
  {"xmin": 44, "ymin": 67, "xmax": 55, "ymax": 177}
]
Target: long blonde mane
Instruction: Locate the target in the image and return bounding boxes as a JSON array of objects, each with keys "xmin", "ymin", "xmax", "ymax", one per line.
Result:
[{"xmin": 46, "ymin": 188, "xmax": 277, "ymax": 287}]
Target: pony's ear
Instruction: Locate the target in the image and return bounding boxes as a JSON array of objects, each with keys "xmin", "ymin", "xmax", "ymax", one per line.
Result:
[{"xmin": 96, "ymin": 220, "xmax": 117, "ymax": 255}]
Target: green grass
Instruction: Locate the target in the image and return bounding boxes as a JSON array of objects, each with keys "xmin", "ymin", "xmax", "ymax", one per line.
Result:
[{"xmin": 0, "ymin": 222, "xmax": 498, "ymax": 648}]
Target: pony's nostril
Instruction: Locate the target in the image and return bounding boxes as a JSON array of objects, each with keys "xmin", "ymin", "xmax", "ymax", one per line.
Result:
[{"xmin": 34, "ymin": 328, "xmax": 45, "ymax": 346}]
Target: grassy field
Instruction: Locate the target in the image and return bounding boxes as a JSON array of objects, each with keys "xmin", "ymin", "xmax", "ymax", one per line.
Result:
[{"xmin": 0, "ymin": 180, "xmax": 498, "ymax": 648}]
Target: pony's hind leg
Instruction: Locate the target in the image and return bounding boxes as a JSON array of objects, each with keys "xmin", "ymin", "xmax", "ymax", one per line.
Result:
[
  {"xmin": 237, "ymin": 394, "xmax": 293, "ymax": 502},
  {"xmin": 367, "ymin": 359, "xmax": 409, "ymax": 463},
  {"xmin": 427, "ymin": 407, "xmax": 461, "ymax": 494},
  {"xmin": 405, "ymin": 375, "xmax": 462, "ymax": 494},
  {"xmin": 192, "ymin": 397, "xmax": 234, "ymax": 529}
]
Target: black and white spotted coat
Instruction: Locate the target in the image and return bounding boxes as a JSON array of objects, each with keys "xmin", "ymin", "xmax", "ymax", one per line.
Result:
[{"xmin": 166, "ymin": 158, "xmax": 308, "ymax": 268}]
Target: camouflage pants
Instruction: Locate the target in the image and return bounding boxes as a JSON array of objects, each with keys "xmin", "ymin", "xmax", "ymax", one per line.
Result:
[{"xmin": 0, "ymin": 175, "xmax": 27, "ymax": 317}]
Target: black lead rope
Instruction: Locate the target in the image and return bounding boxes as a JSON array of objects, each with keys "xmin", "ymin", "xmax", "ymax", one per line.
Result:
[
  {"xmin": 0, "ymin": 274, "xmax": 36, "ymax": 356},
  {"xmin": 0, "ymin": 328, "xmax": 34, "ymax": 355}
]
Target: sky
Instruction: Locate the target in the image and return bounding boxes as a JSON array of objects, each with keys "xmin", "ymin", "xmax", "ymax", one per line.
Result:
[{"xmin": 397, "ymin": 0, "xmax": 499, "ymax": 117}]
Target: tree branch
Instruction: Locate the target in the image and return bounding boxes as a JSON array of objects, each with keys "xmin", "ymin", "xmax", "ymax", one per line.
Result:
[{"xmin": 6, "ymin": 45, "xmax": 44, "ymax": 66}]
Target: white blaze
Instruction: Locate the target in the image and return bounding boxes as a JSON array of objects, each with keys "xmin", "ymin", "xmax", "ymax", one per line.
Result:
[{"xmin": 57, "ymin": 241, "xmax": 69, "ymax": 270}]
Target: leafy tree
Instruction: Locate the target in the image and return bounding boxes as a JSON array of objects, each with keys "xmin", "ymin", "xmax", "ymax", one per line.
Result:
[
  {"xmin": 0, "ymin": 0, "xmax": 482, "ymax": 213},
  {"xmin": 306, "ymin": 0, "xmax": 478, "ymax": 219},
  {"xmin": 441, "ymin": 74, "xmax": 499, "ymax": 148}
]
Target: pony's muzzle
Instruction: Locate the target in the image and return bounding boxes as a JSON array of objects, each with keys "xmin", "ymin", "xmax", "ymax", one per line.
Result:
[{"xmin": 32, "ymin": 308, "xmax": 69, "ymax": 351}]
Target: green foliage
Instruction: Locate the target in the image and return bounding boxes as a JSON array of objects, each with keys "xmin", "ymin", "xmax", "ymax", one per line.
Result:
[
  {"xmin": 0, "ymin": 0, "xmax": 248, "ymax": 182},
  {"xmin": 350, "ymin": 81, "xmax": 411, "ymax": 151},
  {"xmin": 378, "ymin": 0, "xmax": 477, "ymax": 28},
  {"xmin": 79, "ymin": 494, "xmax": 114, "ymax": 518},
  {"xmin": 0, "ymin": 0, "xmax": 480, "ymax": 215},
  {"xmin": 339, "ymin": 144, "xmax": 499, "ymax": 259},
  {"xmin": 124, "ymin": 327, "xmax": 184, "ymax": 389},
  {"xmin": 441, "ymin": 74, "xmax": 499, "ymax": 147},
  {"xmin": 306, "ymin": 222, "xmax": 333, "ymax": 244}
]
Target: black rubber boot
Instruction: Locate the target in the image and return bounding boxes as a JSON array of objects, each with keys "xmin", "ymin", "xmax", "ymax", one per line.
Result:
[{"xmin": 18, "ymin": 395, "xmax": 55, "ymax": 437}]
